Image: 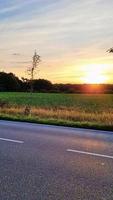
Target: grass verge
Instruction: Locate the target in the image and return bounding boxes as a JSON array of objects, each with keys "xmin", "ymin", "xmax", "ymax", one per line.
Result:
[{"xmin": 0, "ymin": 113, "xmax": 113, "ymax": 132}]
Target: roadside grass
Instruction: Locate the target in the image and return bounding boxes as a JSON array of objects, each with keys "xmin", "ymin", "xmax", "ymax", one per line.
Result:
[
  {"xmin": 0, "ymin": 92, "xmax": 113, "ymax": 131},
  {"xmin": 0, "ymin": 112, "xmax": 113, "ymax": 131}
]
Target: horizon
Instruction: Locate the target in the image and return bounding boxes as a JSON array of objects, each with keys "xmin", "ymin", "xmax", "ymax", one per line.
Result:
[
  {"xmin": 0, "ymin": 0, "xmax": 113, "ymax": 84},
  {"xmin": 2, "ymin": 70, "xmax": 113, "ymax": 86}
]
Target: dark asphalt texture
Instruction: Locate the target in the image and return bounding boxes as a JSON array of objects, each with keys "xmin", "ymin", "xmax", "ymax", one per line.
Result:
[{"xmin": 0, "ymin": 120, "xmax": 113, "ymax": 200}]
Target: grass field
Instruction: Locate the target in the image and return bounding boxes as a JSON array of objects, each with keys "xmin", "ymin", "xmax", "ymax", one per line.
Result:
[{"xmin": 0, "ymin": 92, "xmax": 113, "ymax": 130}]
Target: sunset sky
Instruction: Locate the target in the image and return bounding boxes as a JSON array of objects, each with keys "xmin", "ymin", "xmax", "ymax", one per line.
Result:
[{"xmin": 0, "ymin": 0, "xmax": 113, "ymax": 83}]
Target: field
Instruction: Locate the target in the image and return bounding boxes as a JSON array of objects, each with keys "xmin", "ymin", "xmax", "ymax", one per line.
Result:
[{"xmin": 0, "ymin": 92, "xmax": 113, "ymax": 130}]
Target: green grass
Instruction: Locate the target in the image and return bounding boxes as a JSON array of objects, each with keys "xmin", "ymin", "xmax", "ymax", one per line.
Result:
[
  {"xmin": 0, "ymin": 92, "xmax": 113, "ymax": 131},
  {"xmin": 0, "ymin": 92, "xmax": 113, "ymax": 112}
]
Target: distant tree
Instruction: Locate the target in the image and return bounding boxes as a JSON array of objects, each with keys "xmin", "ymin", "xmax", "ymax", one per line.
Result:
[
  {"xmin": 33, "ymin": 79, "xmax": 53, "ymax": 92},
  {"xmin": 0, "ymin": 72, "xmax": 22, "ymax": 91},
  {"xmin": 53, "ymin": 84, "xmax": 77, "ymax": 93}
]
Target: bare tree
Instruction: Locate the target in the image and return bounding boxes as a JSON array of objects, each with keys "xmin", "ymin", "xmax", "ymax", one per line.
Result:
[
  {"xmin": 24, "ymin": 50, "xmax": 41, "ymax": 116},
  {"xmin": 28, "ymin": 50, "xmax": 41, "ymax": 92}
]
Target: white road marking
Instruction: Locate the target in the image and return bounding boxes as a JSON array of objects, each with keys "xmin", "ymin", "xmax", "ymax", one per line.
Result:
[
  {"xmin": 67, "ymin": 149, "xmax": 113, "ymax": 160},
  {"xmin": 0, "ymin": 137, "xmax": 24, "ymax": 144}
]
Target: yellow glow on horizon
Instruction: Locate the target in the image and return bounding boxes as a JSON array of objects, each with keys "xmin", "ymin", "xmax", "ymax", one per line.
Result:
[
  {"xmin": 82, "ymin": 64, "xmax": 108, "ymax": 84},
  {"xmin": 84, "ymin": 73, "xmax": 107, "ymax": 84}
]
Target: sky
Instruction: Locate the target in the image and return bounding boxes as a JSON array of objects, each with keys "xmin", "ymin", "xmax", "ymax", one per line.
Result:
[{"xmin": 0, "ymin": 0, "xmax": 113, "ymax": 83}]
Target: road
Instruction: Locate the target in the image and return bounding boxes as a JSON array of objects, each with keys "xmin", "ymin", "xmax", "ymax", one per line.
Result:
[{"xmin": 0, "ymin": 120, "xmax": 113, "ymax": 200}]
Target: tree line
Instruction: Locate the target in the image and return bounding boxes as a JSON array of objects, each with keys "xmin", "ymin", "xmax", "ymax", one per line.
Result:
[{"xmin": 0, "ymin": 71, "xmax": 113, "ymax": 93}]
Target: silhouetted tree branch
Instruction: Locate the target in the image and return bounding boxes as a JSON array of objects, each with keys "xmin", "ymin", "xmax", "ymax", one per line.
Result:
[{"xmin": 107, "ymin": 47, "xmax": 113, "ymax": 53}]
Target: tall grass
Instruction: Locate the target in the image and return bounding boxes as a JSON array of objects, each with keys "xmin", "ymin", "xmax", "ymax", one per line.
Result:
[{"xmin": 0, "ymin": 105, "xmax": 113, "ymax": 126}]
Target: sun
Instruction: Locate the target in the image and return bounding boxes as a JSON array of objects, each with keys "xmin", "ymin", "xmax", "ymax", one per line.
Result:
[
  {"xmin": 84, "ymin": 72, "xmax": 106, "ymax": 84},
  {"xmin": 83, "ymin": 64, "xmax": 108, "ymax": 84}
]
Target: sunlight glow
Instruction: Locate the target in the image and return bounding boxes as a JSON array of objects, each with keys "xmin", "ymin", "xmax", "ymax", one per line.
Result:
[
  {"xmin": 84, "ymin": 73, "xmax": 107, "ymax": 84},
  {"xmin": 82, "ymin": 64, "xmax": 108, "ymax": 84}
]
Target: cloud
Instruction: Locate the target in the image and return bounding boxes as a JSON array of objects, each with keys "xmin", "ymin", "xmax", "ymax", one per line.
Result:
[
  {"xmin": 12, "ymin": 53, "xmax": 21, "ymax": 56},
  {"xmin": 12, "ymin": 61, "xmax": 31, "ymax": 64},
  {"xmin": 0, "ymin": 0, "xmax": 113, "ymax": 82}
]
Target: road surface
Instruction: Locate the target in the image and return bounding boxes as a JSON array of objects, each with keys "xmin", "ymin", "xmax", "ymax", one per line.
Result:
[{"xmin": 0, "ymin": 120, "xmax": 113, "ymax": 200}]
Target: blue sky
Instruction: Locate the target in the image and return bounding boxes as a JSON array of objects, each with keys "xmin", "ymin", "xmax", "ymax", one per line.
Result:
[{"xmin": 0, "ymin": 0, "xmax": 113, "ymax": 83}]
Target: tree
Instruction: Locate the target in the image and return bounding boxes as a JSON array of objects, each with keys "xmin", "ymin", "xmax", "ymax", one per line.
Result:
[
  {"xmin": 0, "ymin": 72, "xmax": 22, "ymax": 91},
  {"xmin": 107, "ymin": 47, "xmax": 113, "ymax": 53},
  {"xmin": 24, "ymin": 50, "xmax": 41, "ymax": 115},
  {"xmin": 28, "ymin": 50, "xmax": 41, "ymax": 92},
  {"xmin": 33, "ymin": 79, "xmax": 53, "ymax": 92}
]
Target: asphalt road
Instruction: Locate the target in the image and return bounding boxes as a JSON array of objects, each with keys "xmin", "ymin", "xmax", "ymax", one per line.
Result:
[{"xmin": 0, "ymin": 120, "xmax": 113, "ymax": 200}]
